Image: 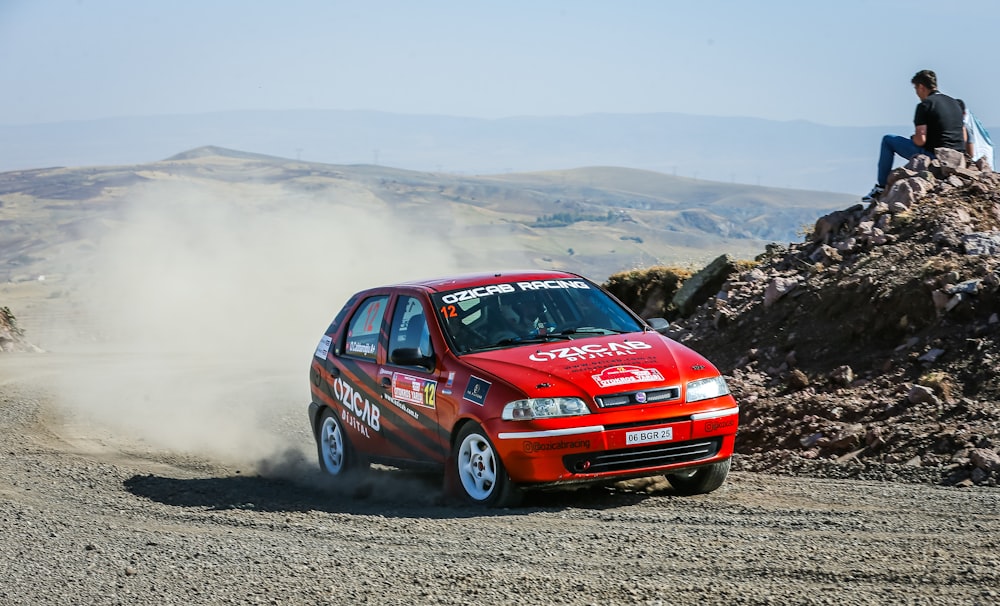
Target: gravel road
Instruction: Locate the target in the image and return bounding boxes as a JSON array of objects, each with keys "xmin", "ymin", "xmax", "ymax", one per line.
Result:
[{"xmin": 2, "ymin": 354, "xmax": 999, "ymax": 606}]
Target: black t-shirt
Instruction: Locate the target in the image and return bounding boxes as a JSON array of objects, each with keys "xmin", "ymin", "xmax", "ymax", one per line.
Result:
[{"xmin": 914, "ymin": 91, "xmax": 965, "ymax": 151}]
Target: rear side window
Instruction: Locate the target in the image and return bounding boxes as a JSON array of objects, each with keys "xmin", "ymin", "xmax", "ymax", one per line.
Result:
[{"xmin": 344, "ymin": 295, "xmax": 388, "ymax": 360}]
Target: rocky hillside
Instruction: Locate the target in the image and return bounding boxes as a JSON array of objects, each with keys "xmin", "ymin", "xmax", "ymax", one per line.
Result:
[
  {"xmin": 646, "ymin": 150, "xmax": 1000, "ymax": 487},
  {"xmin": 0, "ymin": 307, "xmax": 41, "ymax": 352}
]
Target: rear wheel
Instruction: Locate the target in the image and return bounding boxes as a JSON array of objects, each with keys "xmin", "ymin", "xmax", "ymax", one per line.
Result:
[
  {"xmin": 316, "ymin": 407, "xmax": 360, "ymax": 477},
  {"xmin": 453, "ymin": 423, "xmax": 522, "ymax": 507},
  {"xmin": 666, "ymin": 459, "xmax": 731, "ymax": 495}
]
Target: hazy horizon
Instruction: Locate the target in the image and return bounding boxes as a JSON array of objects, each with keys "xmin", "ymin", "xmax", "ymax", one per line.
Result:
[
  {"xmin": 0, "ymin": 109, "xmax": 939, "ymax": 194},
  {"xmin": 2, "ymin": 1, "xmax": 997, "ymax": 127}
]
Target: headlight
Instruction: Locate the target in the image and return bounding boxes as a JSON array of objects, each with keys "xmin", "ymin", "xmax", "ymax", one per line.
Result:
[
  {"xmin": 502, "ymin": 397, "xmax": 590, "ymax": 420},
  {"xmin": 685, "ymin": 376, "xmax": 730, "ymax": 403}
]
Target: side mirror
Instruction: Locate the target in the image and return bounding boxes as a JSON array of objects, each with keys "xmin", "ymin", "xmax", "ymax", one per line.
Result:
[
  {"xmin": 390, "ymin": 347, "xmax": 435, "ymax": 370},
  {"xmin": 645, "ymin": 317, "xmax": 670, "ymax": 335}
]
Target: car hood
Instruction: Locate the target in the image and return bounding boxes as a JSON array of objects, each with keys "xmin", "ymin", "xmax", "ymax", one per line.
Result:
[{"xmin": 461, "ymin": 332, "xmax": 711, "ymax": 400}]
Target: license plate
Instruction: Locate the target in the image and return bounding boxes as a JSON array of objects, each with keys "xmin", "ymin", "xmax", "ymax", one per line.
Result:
[{"xmin": 625, "ymin": 426, "xmax": 673, "ymax": 445}]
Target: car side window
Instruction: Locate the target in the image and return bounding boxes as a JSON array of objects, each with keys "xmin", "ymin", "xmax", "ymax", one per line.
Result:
[
  {"xmin": 344, "ymin": 295, "xmax": 388, "ymax": 360},
  {"xmin": 388, "ymin": 296, "xmax": 433, "ymax": 365}
]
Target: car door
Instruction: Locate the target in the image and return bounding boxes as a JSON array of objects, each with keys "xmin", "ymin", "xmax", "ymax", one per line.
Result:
[
  {"xmin": 377, "ymin": 294, "xmax": 447, "ymax": 465},
  {"xmin": 332, "ymin": 293, "xmax": 391, "ymax": 453}
]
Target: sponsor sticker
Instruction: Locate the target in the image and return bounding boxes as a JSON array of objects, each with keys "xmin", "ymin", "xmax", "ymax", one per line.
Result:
[
  {"xmin": 384, "ymin": 396, "xmax": 420, "ymax": 421},
  {"xmin": 439, "ymin": 280, "xmax": 590, "ymax": 304},
  {"xmin": 391, "ymin": 372, "xmax": 437, "ymax": 409},
  {"xmin": 463, "ymin": 376, "xmax": 491, "ymax": 406},
  {"xmin": 529, "ymin": 340, "xmax": 653, "ymax": 363},
  {"xmin": 591, "ymin": 365, "xmax": 665, "ymax": 388},
  {"xmin": 314, "ymin": 335, "xmax": 332, "ymax": 360},
  {"xmin": 331, "ymin": 377, "xmax": 381, "ymax": 436},
  {"xmin": 523, "ymin": 438, "xmax": 591, "ymax": 453},
  {"xmin": 346, "ymin": 339, "xmax": 377, "ymax": 356},
  {"xmin": 703, "ymin": 417, "xmax": 737, "ymax": 433}
]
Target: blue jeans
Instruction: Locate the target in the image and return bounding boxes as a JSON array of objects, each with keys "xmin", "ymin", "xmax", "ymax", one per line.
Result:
[{"xmin": 878, "ymin": 135, "xmax": 933, "ymax": 186}]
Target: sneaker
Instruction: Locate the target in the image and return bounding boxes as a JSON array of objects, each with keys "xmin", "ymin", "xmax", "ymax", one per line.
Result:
[{"xmin": 862, "ymin": 184, "xmax": 884, "ymax": 202}]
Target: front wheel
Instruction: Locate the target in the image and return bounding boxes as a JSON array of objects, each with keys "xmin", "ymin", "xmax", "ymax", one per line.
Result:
[
  {"xmin": 666, "ymin": 459, "xmax": 731, "ymax": 495},
  {"xmin": 453, "ymin": 423, "xmax": 522, "ymax": 507}
]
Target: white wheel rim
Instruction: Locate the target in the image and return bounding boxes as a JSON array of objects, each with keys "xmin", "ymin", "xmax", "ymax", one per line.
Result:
[
  {"xmin": 320, "ymin": 416, "xmax": 345, "ymax": 474},
  {"xmin": 457, "ymin": 433, "xmax": 497, "ymax": 500}
]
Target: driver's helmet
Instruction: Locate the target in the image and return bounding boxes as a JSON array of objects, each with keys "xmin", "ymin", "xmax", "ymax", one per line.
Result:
[{"xmin": 500, "ymin": 292, "xmax": 545, "ymax": 331}]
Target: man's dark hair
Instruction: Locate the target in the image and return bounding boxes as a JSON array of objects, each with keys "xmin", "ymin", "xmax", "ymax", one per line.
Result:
[{"xmin": 911, "ymin": 70, "xmax": 938, "ymax": 91}]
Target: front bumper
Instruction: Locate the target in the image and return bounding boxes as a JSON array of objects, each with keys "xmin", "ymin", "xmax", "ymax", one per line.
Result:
[{"xmin": 488, "ymin": 405, "xmax": 738, "ymax": 485}]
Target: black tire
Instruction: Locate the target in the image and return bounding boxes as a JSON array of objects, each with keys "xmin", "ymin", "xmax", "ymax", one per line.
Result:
[
  {"xmin": 452, "ymin": 423, "xmax": 522, "ymax": 507},
  {"xmin": 666, "ymin": 459, "xmax": 731, "ymax": 495},
  {"xmin": 315, "ymin": 407, "xmax": 362, "ymax": 477}
]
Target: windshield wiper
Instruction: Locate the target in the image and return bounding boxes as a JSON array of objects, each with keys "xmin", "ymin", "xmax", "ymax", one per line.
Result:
[
  {"xmin": 556, "ymin": 327, "xmax": 628, "ymax": 336},
  {"xmin": 480, "ymin": 334, "xmax": 574, "ymax": 349}
]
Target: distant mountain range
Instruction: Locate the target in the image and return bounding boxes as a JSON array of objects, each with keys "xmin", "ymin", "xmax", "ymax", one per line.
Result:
[
  {"xmin": 0, "ymin": 146, "xmax": 856, "ymax": 284},
  {"xmin": 4, "ymin": 110, "xmax": 983, "ymax": 195}
]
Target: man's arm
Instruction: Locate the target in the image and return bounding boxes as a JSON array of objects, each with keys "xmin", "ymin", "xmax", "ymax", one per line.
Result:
[{"xmin": 912, "ymin": 124, "xmax": 928, "ymax": 148}]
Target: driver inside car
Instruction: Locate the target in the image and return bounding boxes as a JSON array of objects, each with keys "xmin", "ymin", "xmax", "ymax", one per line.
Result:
[{"xmin": 498, "ymin": 294, "xmax": 551, "ymax": 337}]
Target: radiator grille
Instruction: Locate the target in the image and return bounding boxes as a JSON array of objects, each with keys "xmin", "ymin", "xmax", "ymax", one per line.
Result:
[{"xmin": 595, "ymin": 386, "xmax": 680, "ymax": 408}]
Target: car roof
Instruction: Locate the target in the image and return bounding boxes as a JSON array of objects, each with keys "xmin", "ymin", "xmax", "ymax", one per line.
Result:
[{"xmin": 392, "ymin": 270, "xmax": 587, "ymax": 293}]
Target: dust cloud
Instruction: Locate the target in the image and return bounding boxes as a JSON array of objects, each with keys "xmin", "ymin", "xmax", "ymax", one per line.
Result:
[{"xmin": 46, "ymin": 180, "xmax": 462, "ymax": 478}]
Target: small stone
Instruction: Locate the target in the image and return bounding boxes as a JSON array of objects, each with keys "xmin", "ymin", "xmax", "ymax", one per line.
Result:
[{"xmin": 908, "ymin": 384, "xmax": 941, "ymax": 405}]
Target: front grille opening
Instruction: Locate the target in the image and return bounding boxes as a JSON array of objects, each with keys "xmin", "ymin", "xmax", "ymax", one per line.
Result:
[
  {"xmin": 595, "ymin": 386, "xmax": 680, "ymax": 408},
  {"xmin": 563, "ymin": 437, "xmax": 721, "ymax": 474}
]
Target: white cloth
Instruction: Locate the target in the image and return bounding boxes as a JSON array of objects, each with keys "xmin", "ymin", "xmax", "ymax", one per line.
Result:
[{"xmin": 964, "ymin": 109, "xmax": 995, "ymax": 171}]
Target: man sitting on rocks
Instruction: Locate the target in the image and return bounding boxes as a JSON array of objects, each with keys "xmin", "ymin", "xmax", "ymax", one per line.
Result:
[{"xmin": 863, "ymin": 69, "xmax": 966, "ymax": 202}]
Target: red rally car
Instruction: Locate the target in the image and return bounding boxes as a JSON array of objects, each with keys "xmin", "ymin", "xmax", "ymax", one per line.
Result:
[{"xmin": 308, "ymin": 270, "xmax": 738, "ymax": 507}]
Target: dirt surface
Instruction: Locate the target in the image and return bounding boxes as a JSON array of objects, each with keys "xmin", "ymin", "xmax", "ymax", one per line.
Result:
[{"xmin": 3, "ymin": 354, "xmax": 1000, "ymax": 606}]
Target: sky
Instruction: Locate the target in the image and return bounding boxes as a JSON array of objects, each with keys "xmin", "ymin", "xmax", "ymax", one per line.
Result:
[{"xmin": 1, "ymin": 0, "xmax": 999, "ymax": 128}]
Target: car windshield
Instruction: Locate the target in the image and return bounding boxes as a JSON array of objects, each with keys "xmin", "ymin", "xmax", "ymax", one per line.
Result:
[{"xmin": 431, "ymin": 278, "xmax": 644, "ymax": 354}]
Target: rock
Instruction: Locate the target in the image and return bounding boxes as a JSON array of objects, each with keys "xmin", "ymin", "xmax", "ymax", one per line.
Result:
[
  {"xmin": 907, "ymin": 385, "xmax": 940, "ymax": 405},
  {"xmin": 945, "ymin": 279, "xmax": 981, "ymax": 295},
  {"xmin": 904, "ymin": 154, "xmax": 934, "ymax": 173},
  {"xmin": 828, "ymin": 424, "xmax": 865, "ymax": 450},
  {"xmin": 800, "ymin": 432, "xmax": 823, "ymax": 448},
  {"xmin": 763, "ymin": 276, "xmax": 799, "ymax": 307},
  {"xmin": 918, "ymin": 348, "xmax": 946, "ymax": 363},
  {"xmin": 961, "ymin": 232, "xmax": 1000, "ymax": 255},
  {"xmin": 931, "ymin": 290, "xmax": 951, "ymax": 311},
  {"xmin": 970, "ymin": 449, "xmax": 1000, "ymax": 473},
  {"xmin": 787, "ymin": 369, "xmax": 810, "ymax": 389},
  {"xmin": 934, "ymin": 148, "xmax": 966, "ymax": 176},
  {"xmin": 812, "ymin": 205, "xmax": 863, "ymax": 244},
  {"xmin": 883, "ymin": 177, "xmax": 931, "ymax": 211},
  {"xmin": 829, "ymin": 365, "xmax": 854, "ymax": 386},
  {"xmin": 670, "ymin": 254, "xmax": 738, "ymax": 317}
]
